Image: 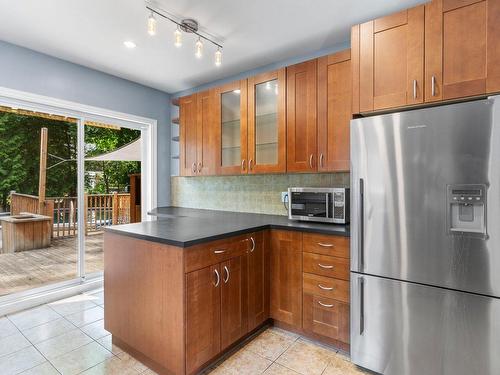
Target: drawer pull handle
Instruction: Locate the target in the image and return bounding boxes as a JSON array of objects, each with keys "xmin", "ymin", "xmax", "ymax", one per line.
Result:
[
  {"xmin": 318, "ymin": 263, "xmax": 334, "ymax": 269},
  {"xmin": 213, "ymin": 269, "xmax": 220, "ymax": 287},
  {"xmin": 318, "ymin": 284, "xmax": 333, "ymax": 291},
  {"xmin": 250, "ymin": 236, "xmax": 255, "ymax": 252},
  {"xmin": 317, "ymin": 242, "xmax": 334, "ymax": 248},
  {"xmin": 214, "ymin": 249, "xmax": 226, "ymax": 254},
  {"xmin": 318, "ymin": 301, "xmax": 334, "ymax": 308}
]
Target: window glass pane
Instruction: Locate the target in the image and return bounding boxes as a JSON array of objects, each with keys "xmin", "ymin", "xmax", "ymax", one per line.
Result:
[
  {"xmin": 221, "ymin": 90, "xmax": 241, "ymax": 167},
  {"xmin": 84, "ymin": 124, "xmax": 141, "ymax": 276},
  {"xmin": 0, "ymin": 108, "xmax": 78, "ymax": 296},
  {"xmin": 255, "ymin": 79, "xmax": 278, "ymax": 165}
]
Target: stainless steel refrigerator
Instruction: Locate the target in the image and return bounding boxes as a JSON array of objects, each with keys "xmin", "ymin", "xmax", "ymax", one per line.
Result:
[{"xmin": 350, "ymin": 97, "xmax": 500, "ymax": 375}]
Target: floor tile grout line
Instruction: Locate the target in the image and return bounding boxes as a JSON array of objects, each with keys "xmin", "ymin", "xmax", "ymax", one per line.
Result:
[{"xmin": 8, "ymin": 315, "xmax": 63, "ymax": 375}]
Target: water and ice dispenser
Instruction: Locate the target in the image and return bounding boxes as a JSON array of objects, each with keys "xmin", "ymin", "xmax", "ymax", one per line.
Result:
[{"xmin": 447, "ymin": 184, "xmax": 487, "ymax": 236}]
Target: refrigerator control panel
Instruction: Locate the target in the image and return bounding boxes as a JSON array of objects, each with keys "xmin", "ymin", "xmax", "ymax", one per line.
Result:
[{"xmin": 447, "ymin": 184, "xmax": 486, "ymax": 237}]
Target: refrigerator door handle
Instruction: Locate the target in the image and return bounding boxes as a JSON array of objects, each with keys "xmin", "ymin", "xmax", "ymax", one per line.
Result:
[
  {"xmin": 359, "ymin": 276, "xmax": 365, "ymax": 335},
  {"xmin": 359, "ymin": 178, "xmax": 364, "ymax": 271}
]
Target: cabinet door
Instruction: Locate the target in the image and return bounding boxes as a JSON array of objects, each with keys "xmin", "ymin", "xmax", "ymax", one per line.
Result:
[
  {"xmin": 186, "ymin": 265, "xmax": 221, "ymax": 374},
  {"xmin": 220, "ymin": 255, "xmax": 248, "ymax": 349},
  {"xmin": 317, "ymin": 51, "xmax": 352, "ymax": 172},
  {"xmin": 214, "ymin": 80, "xmax": 248, "ymax": 175},
  {"xmin": 286, "ymin": 60, "xmax": 318, "ymax": 172},
  {"xmin": 303, "ymin": 294, "xmax": 349, "ymax": 344},
  {"xmin": 179, "ymin": 94, "xmax": 198, "ymax": 176},
  {"xmin": 247, "ymin": 69, "xmax": 286, "ymax": 174},
  {"xmin": 196, "ymin": 90, "xmax": 216, "ymax": 175},
  {"xmin": 270, "ymin": 230, "xmax": 303, "ymax": 329},
  {"xmin": 425, "ymin": 0, "xmax": 500, "ymax": 102},
  {"xmin": 247, "ymin": 231, "xmax": 269, "ymax": 331},
  {"xmin": 355, "ymin": 5, "xmax": 424, "ymax": 112}
]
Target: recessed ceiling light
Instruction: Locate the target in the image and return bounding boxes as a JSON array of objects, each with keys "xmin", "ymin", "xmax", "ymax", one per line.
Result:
[{"xmin": 123, "ymin": 40, "xmax": 136, "ymax": 49}]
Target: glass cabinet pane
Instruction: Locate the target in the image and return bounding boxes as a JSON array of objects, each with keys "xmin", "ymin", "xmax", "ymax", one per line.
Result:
[
  {"xmin": 221, "ymin": 90, "xmax": 241, "ymax": 167},
  {"xmin": 255, "ymin": 79, "xmax": 278, "ymax": 165}
]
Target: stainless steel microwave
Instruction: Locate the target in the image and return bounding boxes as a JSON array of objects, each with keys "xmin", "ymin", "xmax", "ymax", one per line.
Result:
[{"xmin": 288, "ymin": 187, "xmax": 350, "ymax": 224}]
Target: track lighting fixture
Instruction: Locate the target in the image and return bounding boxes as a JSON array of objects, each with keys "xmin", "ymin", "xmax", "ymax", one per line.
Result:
[
  {"xmin": 145, "ymin": 2, "xmax": 223, "ymax": 65},
  {"xmin": 147, "ymin": 12, "xmax": 157, "ymax": 36}
]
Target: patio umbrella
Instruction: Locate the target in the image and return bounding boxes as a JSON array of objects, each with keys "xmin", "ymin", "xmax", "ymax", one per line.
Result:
[{"xmin": 85, "ymin": 138, "xmax": 141, "ymax": 162}]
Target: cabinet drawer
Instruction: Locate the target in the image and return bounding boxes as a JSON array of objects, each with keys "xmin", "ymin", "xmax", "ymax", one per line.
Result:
[
  {"xmin": 303, "ymin": 273, "xmax": 349, "ymax": 303},
  {"xmin": 303, "ymin": 293, "xmax": 349, "ymax": 343},
  {"xmin": 185, "ymin": 235, "xmax": 250, "ymax": 273},
  {"xmin": 303, "ymin": 252, "xmax": 349, "ymax": 280},
  {"xmin": 303, "ymin": 233, "xmax": 349, "ymax": 258}
]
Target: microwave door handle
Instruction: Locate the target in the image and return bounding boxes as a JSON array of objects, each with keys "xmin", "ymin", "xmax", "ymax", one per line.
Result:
[{"xmin": 325, "ymin": 193, "xmax": 329, "ymax": 219}]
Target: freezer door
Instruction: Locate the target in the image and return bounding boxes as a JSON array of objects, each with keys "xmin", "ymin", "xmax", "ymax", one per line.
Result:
[
  {"xmin": 350, "ymin": 97, "xmax": 500, "ymax": 297},
  {"xmin": 350, "ymin": 273, "xmax": 500, "ymax": 375}
]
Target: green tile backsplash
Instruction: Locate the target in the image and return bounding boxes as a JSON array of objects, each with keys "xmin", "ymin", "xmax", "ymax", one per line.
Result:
[{"xmin": 171, "ymin": 173, "xmax": 350, "ymax": 216}]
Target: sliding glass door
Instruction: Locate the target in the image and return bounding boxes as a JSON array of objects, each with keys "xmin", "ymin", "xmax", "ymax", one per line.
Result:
[{"xmin": 0, "ymin": 100, "xmax": 150, "ymax": 304}]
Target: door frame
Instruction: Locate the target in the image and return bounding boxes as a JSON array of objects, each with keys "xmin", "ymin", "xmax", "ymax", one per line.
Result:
[{"xmin": 0, "ymin": 86, "xmax": 157, "ymax": 314}]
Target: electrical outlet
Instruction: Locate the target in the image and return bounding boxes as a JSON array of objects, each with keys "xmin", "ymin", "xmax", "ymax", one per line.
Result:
[{"xmin": 281, "ymin": 192, "xmax": 288, "ymax": 203}]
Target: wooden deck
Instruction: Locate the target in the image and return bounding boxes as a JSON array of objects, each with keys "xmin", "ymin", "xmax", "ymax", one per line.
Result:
[{"xmin": 0, "ymin": 233, "xmax": 103, "ymax": 296}]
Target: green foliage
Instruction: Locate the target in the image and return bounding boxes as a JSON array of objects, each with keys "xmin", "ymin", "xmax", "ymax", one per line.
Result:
[
  {"xmin": 84, "ymin": 126, "xmax": 141, "ymax": 194},
  {"xmin": 0, "ymin": 112, "xmax": 140, "ymax": 211}
]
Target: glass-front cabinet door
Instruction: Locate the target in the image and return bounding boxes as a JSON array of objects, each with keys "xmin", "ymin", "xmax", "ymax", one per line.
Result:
[
  {"xmin": 248, "ymin": 68, "xmax": 286, "ymax": 173},
  {"xmin": 215, "ymin": 80, "xmax": 248, "ymax": 175}
]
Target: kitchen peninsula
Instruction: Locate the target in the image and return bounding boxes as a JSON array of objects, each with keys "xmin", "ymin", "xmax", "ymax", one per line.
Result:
[{"xmin": 104, "ymin": 207, "xmax": 350, "ymax": 375}]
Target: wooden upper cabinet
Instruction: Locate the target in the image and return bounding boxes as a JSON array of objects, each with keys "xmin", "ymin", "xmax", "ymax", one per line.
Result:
[
  {"xmin": 220, "ymin": 254, "xmax": 248, "ymax": 350},
  {"xmin": 286, "ymin": 60, "xmax": 318, "ymax": 172},
  {"xmin": 247, "ymin": 69, "xmax": 287, "ymax": 174},
  {"xmin": 247, "ymin": 231, "xmax": 269, "ymax": 331},
  {"xmin": 185, "ymin": 265, "xmax": 221, "ymax": 375},
  {"xmin": 179, "ymin": 94, "xmax": 198, "ymax": 176},
  {"xmin": 270, "ymin": 230, "xmax": 303, "ymax": 329},
  {"xmin": 196, "ymin": 90, "xmax": 216, "ymax": 175},
  {"xmin": 352, "ymin": 5, "xmax": 425, "ymax": 113},
  {"xmin": 317, "ymin": 50, "xmax": 352, "ymax": 172},
  {"xmin": 214, "ymin": 80, "xmax": 248, "ymax": 175},
  {"xmin": 425, "ymin": 0, "xmax": 500, "ymax": 102}
]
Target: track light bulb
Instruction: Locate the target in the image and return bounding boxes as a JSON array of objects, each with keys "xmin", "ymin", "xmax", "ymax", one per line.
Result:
[
  {"xmin": 215, "ymin": 48, "xmax": 222, "ymax": 66},
  {"xmin": 147, "ymin": 12, "xmax": 157, "ymax": 36},
  {"xmin": 174, "ymin": 27, "xmax": 182, "ymax": 47},
  {"xmin": 195, "ymin": 38, "xmax": 203, "ymax": 58}
]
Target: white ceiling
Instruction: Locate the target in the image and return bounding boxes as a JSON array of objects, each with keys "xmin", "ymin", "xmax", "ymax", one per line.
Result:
[{"xmin": 0, "ymin": 0, "xmax": 426, "ymax": 93}]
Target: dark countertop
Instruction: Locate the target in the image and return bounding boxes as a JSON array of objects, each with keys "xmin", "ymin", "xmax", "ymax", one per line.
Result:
[{"xmin": 105, "ymin": 207, "xmax": 350, "ymax": 247}]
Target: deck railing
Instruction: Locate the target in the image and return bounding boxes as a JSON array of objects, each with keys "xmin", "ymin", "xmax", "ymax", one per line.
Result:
[{"xmin": 9, "ymin": 192, "xmax": 130, "ymax": 238}]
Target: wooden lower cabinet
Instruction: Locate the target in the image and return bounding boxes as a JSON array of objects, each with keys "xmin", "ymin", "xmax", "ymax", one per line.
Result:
[
  {"xmin": 105, "ymin": 230, "xmax": 350, "ymax": 375},
  {"xmin": 220, "ymin": 255, "xmax": 248, "ymax": 349},
  {"xmin": 270, "ymin": 230, "xmax": 303, "ymax": 329},
  {"xmin": 303, "ymin": 293, "xmax": 349, "ymax": 344},
  {"xmin": 247, "ymin": 231, "xmax": 270, "ymax": 331},
  {"xmin": 186, "ymin": 265, "xmax": 221, "ymax": 374}
]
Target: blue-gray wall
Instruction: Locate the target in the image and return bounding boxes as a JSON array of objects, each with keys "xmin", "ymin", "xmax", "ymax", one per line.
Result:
[{"xmin": 0, "ymin": 40, "xmax": 171, "ymax": 206}]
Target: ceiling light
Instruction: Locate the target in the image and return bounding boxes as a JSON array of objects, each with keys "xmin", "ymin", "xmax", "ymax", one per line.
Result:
[
  {"xmin": 174, "ymin": 26, "xmax": 182, "ymax": 47},
  {"xmin": 215, "ymin": 48, "xmax": 222, "ymax": 67},
  {"xmin": 123, "ymin": 40, "xmax": 136, "ymax": 49},
  {"xmin": 147, "ymin": 12, "xmax": 157, "ymax": 36},
  {"xmin": 195, "ymin": 38, "xmax": 203, "ymax": 58}
]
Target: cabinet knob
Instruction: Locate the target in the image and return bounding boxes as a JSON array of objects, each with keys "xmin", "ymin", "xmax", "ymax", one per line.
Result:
[
  {"xmin": 249, "ymin": 159, "xmax": 253, "ymax": 171},
  {"xmin": 309, "ymin": 154, "xmax": 314, "ymax": 169},
  {"xmin": 319, "ymin": 153, "xmax": 324, "ymax": 168},
  {"xmin": 241, "ymin": 159, "xmax": 246, "ymax": 171},
  {"xmin": 198, "ymin": 162, "xmax": 202, "ymax": 173},
  {"xmin": 191, "ymin": 162, "xmax": 197, "ymax": 173}
]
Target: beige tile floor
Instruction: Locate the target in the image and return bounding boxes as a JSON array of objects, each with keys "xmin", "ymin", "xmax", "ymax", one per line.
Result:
[{"xmin": 0, "ymin": 290, "xmax": 370, "ymax": 375}]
